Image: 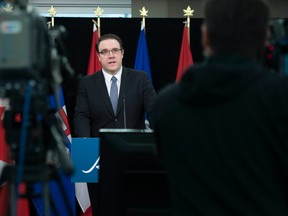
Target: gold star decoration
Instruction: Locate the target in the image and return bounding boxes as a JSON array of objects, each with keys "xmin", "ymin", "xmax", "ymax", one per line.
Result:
[
  {"xmin": 48, "ymin": 6, "xmax": 57, "ymax": 17},
  {"xmin": 139, "ymin": 6, "xmax": 148, "ymax": 17},
  {"xmin": 94, "ymin": 6, "xmax": 104, "ymax": 17},
  {"xmin": 48, "ymin": 6, "xmax": 57, "ymax": 28},
  {"xmin": 3, "ymin": 3, "xmax": 13, "ymax": 12},
  {"xmin": 183, "ymin": 6, "xmax": 194, "ymax": 17}
]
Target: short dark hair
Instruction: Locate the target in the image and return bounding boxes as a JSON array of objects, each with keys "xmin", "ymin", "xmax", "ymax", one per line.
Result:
[
  {"xmin": 96, "ymin": 33, "xmax": 124, "ymax": 53},
  {"xmin": 204, "ymin": 0, "xmax": 270, "ymax": 58}
]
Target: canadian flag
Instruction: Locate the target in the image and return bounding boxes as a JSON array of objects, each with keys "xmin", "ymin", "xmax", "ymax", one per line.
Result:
[
  {"xmin": 176, "ymin": 25, "xmax": 193, "ymax": 82},
  {"xmin": 0, "ymin": 98, "xmax": 29, "ymax": 216},
  {"xmin": 87, "ymin": 23, "xmax": 102, "ymax": 75},
  {"xmin": 53, "ymin": 89, "xmax": 92, "ymax": 216}
]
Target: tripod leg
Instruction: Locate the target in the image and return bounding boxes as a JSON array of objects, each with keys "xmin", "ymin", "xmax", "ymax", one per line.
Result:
[
  {"xmin": 43, "ymin": 179, "xmax": 61, "ymax": 216},
  {"xmin": 9, "ymin": 182, "xmax": 16, "ymax": 216},
  {"xmin": 43, "ymin": 181, "xmax": 50, "ymax": 216},
  {"xmin": 51, "ymin": 167, "xmax": 75, "ymax": 216}
]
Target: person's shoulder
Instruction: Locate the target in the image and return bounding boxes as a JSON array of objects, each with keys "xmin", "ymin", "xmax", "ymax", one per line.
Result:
[
  {"xmin": 81, "ymin": 71, "xmax": 102, "ymax": 81},
  {"xmin": 265, "ymin": 72, "xmax": 288, "ymax": 89},
  {"xmin": 157, "ymin": 83, "xmax": 179, "ymax": 100},
  {"xmin": 124, "ymin": 67, "xmax": 147, "ymax": 77}
]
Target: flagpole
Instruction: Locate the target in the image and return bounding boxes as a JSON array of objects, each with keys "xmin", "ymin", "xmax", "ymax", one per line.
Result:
[
  {"xmin": 94, "ymin": 6, "xmax": 104, "ymax": 37},
  {"xmin": 139, "ymin": 6, "xmax": 148, "ymax": 31},
  {"xmin": 97, "ymin": 17, "xmax": 101, "ymax": 37},
  {"xmin": 46, "ymin": 8, "xmax": 78, "ymax": 216},
  {"xmin": 48, "ymin": 6, "xmax": 57, "ymax": 29},
  {"xmin": 48, "ymin": 5, "xmax": 61, "ymax": 105},
  {"xmin": 183, "ymin": 6, "xmax": 194, "ymax": 45}
]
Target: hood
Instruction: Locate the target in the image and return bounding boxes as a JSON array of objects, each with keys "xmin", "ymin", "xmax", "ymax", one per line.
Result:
[{"xmin": 179, "ymin": 55, "xmax": 267, "ymax": 107}]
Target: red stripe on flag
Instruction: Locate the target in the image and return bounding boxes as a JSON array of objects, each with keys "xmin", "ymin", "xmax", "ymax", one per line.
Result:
[
  {"xmin": 17, "ymin": 183, "xmax": 30, "ymax": 216},
  {"xmin": 176, "ymin": 26, "xmax": 193, "ymax": 82},
  {"xmin": 81, "ymin": 205, "xmax": 92, "ymax": 216},
  {"xmin": 0, "ymin": 183, "xmax": 9, "ymax": 216},
  {"xmin": 87, "ymin": 23, "xmax": 102, "ymax": 75},
  {"xmin": 0, "ymin": 106, "xmax": 9, "ymax": 163},
  {"xmin": 58, "ymin": 107, "xmax": 71, "ymax": 137},
  {"xmin": 0, "ymin": 105, "xmax": 30, "ymax": 216},
  {"xmin": 0, "ymin": 107, "xmax": 5, "ymax": 119}
]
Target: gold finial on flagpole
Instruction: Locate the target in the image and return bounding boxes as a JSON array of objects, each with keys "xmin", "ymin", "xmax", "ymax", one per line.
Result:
[
  {"xmin": 48, "ymin": 6, "xmax": 57, "ymax": 28},
  {"xmin": 183, "ymin": 6, "xmax": 194, "ymax": 44},
  {"xmin": 2, "ymin": 3, "xmax": 13, "ymax": 12},
  {"xmin": 183, "ymin": 6, "xmax": 194, "ymax": 29},
  {"xmin": 94, "ymin": 6, "xmax": 104, "ymax": 37},
  {"xmin": 139, "ymin": 6, "xmax": 148, "ymax": 30}
]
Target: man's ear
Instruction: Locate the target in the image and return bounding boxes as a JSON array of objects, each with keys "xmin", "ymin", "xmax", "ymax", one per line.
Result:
[
  {"xmin": 201, "ymin": 24, "xmax": 209, "ymax": 48},
  {"xmin": 201, "ymin": 24, "xmax": 212, "ymax": 56},
  {"xmin": 265, "ymin": 28, "xmax": 271, "ymax": 46},
  {"xmin": 121, "ymin": 49, "xmax": 124, "ymax": 58}
]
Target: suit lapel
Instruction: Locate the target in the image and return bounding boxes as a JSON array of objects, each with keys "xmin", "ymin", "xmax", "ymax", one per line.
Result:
[
  {"xmin": 94, "ymin": 71, "xmax": 115, "ymax": 115},
  {"xmin": 117, "ymin": 68, "xmax": 131, "ymax": 115},
  {"xmin": 94, "ymin": 68, "xmax": 131, "ymax": 117}
]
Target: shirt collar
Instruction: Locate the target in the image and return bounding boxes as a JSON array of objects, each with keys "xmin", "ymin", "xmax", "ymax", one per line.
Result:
[{"xmin": 102, "ymin": 67, "xmax": 122, "ymax": 82}]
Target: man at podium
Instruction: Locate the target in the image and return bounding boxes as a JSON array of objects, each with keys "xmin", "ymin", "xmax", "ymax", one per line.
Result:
[{"xmin": 73, "ymin": 33, "xmax": 156, "ymax": 216}]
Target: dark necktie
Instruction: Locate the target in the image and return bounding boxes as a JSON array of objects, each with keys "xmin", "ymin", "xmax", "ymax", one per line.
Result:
[{"xmin": 110, "ymin": 76, "xmax": 118, "ymax": 114}]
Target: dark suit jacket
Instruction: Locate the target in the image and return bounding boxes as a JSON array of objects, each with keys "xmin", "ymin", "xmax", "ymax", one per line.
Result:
[{"xmin": 74, "ymin": 67, "xmax": 156, "ymax": 137}]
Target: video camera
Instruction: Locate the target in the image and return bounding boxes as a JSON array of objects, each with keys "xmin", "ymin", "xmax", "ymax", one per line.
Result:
[
  {"xmin": 0, "ymin": 2, "xmax": 51, "ymax": 82},
  {"xmin": 0, "ymin": 0, "xmax": 73, "ymax": 174}
]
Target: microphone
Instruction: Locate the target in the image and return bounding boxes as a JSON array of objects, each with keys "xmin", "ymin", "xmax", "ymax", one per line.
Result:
[
  {"xmin": 123, "ymin": 95, "xmax": 126, "ymax": 129},
  {"xmin": 145, "ymin": 119, "xmax": 150, "ymax": 130}
]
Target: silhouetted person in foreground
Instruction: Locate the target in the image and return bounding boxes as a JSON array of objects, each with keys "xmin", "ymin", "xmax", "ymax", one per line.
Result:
[{"xmin": 152, "ymin": 0, "xmax": 288, "ymax": 215}]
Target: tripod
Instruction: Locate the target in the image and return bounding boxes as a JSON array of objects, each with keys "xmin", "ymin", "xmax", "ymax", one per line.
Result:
[
  {"xmin": 0, "ymin": 0, "xmax": 75, "ymax": 214},
  {"xmin": 0, "ymin": 81, "xmax": 74, "ymax": 216}
]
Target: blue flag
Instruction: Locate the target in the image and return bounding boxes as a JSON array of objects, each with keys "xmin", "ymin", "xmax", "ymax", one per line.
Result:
[
  {"xmin": 134, "ymin": 23, "xmax": 152, "ymax": 81},
  {"xmin": 134, "ymin": 22, "xmax": 152, "ymax": 129},
  {"xmin": 32, "ymin": 87, "xmax": 76, "ymax": 216}
]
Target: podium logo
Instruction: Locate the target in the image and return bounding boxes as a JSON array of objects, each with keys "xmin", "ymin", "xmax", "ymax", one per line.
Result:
[
  {"xmin": 82, "ymin": 156, "xmax": 100, "ymax": 173},
  {"xmin": 71, "ymin": 138, "xmax": 100, "ymax": 183}
]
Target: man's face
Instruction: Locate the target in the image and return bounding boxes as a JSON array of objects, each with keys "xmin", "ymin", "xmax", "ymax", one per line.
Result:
[{"xmin": 98, "ymin": 39, "xmax": 124, "ymax": 74}]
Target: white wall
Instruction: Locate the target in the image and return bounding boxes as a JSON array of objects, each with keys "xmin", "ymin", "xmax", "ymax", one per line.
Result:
[
  {"xmin": 21, "ymin": 0, "xmax": 288, "ymax": 18},
  {"xmin": 28, "ymin": 0, "xmax": 132, "ymax": 17},
  {"xmin": 132, "ymin": 0, "xmax": 288, "ymax": 18}
]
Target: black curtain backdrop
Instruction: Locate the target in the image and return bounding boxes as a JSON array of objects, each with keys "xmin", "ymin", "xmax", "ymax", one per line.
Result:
[{"xmin": 52, "ymin": 17, "xmax": 204, "ymax": 135}]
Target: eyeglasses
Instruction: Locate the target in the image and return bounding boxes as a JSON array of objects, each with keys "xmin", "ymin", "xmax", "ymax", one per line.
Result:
[{"xmin": 99, "ymin": 48, "xmax": 122, "ymax": 56}]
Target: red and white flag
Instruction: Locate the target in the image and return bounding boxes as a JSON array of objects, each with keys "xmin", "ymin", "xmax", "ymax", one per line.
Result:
[
  {"xmin": 87, "ymin": 23, "xmax": 102, "ymax": 75},
  {"xmin": 0, "ymin": 98, "xmax": 30, "ymax": 216},
  {"xmin": 54, "ymin": 89, "xmax": 92, "ymax": 216},
  {"xmin": 76, "ymin": 182, "xmax": 92, "ymax": 216},
  {"xmin": 176, "ymin": 25, "xmax": 193, "ymax": 82},
  {"xmin": 74, "ymin": 23, "xmax": 98, "ymax": 216}
]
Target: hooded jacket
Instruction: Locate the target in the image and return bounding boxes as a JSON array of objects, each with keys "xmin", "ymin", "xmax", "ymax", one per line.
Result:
[{"xmin": 152, "ymin": 54, "xmax": 288, "ymax": 216}]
